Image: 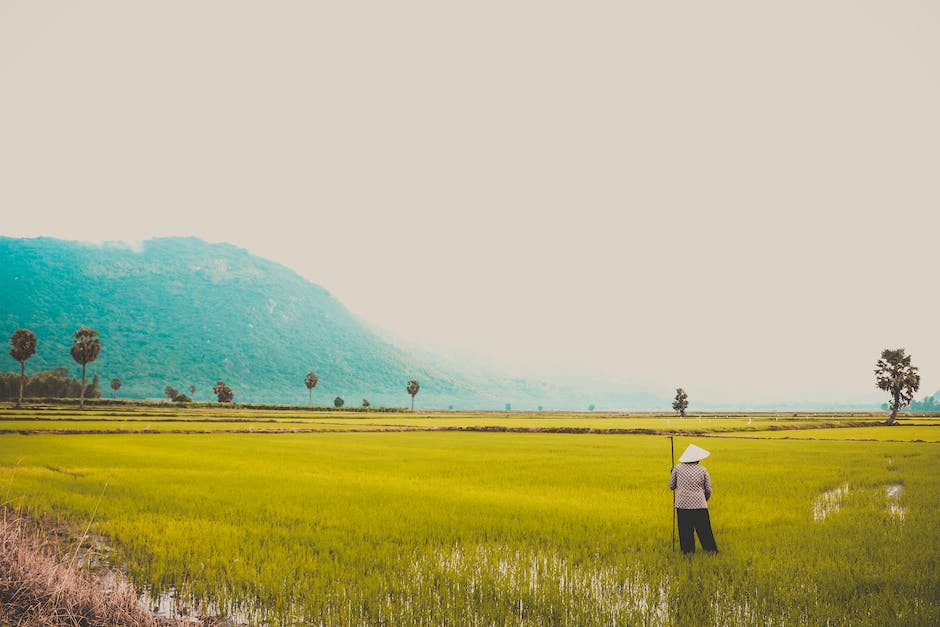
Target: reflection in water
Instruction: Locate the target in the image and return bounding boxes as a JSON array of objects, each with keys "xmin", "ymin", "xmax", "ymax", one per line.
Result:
[
  {"xmin": 886, "ymin": 483, "xmax": 905, "ymax": 520},
  {"xmin": 812, "ymin": 483, "xmax": 848, "ymax": 521}
]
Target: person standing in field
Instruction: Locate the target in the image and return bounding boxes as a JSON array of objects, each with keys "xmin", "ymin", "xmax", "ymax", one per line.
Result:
[{"xmin": 669, "ymin": 444, "xmax": 719, "ymax": 554}]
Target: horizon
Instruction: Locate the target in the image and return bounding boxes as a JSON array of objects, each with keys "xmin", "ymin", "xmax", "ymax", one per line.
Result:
[
  {"xmin": 2, "ymin": 3, "xmax": 938, "ymax": 406},
  {"xmin": 2, "ymin": 234, "xmax": 935, "ymax": 411}
]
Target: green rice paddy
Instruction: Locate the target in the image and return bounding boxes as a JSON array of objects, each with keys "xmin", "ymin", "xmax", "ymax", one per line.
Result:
[{"xmin": 1, "ymin": 405, "xmax": 937, "ymax": 625}]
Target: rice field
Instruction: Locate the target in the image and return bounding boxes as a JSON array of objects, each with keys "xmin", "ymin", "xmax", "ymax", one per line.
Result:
[
  {"xmin": 737, "ymin": 425, "xmax": 940, "ymax": 442},
  {"xmin": 1, "ymin": 405, "xmax": 926, "ymax": 434},
  {"xmin": 1, "ymin": 405, "xmax": 937, "ymax": 625}
]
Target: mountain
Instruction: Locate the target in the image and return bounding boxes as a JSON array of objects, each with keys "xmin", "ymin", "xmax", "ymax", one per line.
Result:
[{"xmin": 1, "ymin": 236, "xmax": 659, "ymax": 409}]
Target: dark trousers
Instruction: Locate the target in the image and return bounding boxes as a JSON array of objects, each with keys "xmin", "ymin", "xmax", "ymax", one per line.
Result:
[{"xmin": 676, "ymin": 508, "xmax": 718, "ymax": 554}]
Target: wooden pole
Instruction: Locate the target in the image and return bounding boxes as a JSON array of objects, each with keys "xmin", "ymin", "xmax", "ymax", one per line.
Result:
[{"xmin": 670, "ymin": 436, "xmax": 676, "ymax": 552}]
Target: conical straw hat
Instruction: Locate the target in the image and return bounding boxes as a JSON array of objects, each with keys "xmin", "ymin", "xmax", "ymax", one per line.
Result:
[{"xmin": 678, "ymin": 444, "xmax": 710, "ymax": 463}]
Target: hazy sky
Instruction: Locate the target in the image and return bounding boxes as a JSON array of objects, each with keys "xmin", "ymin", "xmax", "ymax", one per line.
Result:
[{"xmin": 2, "ymin": 2, "xmax": 938, "ymax": 405}]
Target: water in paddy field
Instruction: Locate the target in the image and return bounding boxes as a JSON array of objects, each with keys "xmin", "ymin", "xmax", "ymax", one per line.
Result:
[
  {"xmin": 812, "ymin": 483, "xmax": 849, "ymax": 521},
  {"xmin": 138, "ymin": 587, "xmax": 259, "ymax": 625},
  {"xmin": 812, "ymin": 482, "xmax": 907, "ymax": 522},
  {"xmin": 132, "ymin": 543, "xmax": 676, "ymax": 625},
  {"xmin": 420, "ymin": 543, "xmax": 672, "ymax": 622},
  {"xmin": 886, "ymin": 483, "xmax": 905, "ymax": 520}
]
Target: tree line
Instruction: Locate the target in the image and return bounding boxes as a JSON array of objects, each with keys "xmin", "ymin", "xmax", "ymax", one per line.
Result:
[
  {"xmin": 0, "ymin": 367, "xmax": 100, "ymax": 403},
  {"xmin": 905, "ymin": 395, "xmax": 937, "ymax": 412},
  {"xmin": 6, "ymin": 327, "xmax": 425, "ymax": 410},
  {"xmin": 7, "ymin": 327, "xmax": 101, "ymax": 409}
]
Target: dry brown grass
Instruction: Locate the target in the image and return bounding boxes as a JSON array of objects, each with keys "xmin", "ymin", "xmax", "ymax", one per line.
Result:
[{"xmin": 0, "ymin": 509, "xmax": 194, "ymax": 626}]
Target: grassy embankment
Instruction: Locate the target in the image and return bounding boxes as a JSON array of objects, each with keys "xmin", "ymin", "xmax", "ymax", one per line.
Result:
[
  {"xmin": 1, "ymin": 404, "xmax": 938, "ymax": 625},
  {"xmin": 0, "ymin": 506, "xmax": 196, "ymax": 626}
]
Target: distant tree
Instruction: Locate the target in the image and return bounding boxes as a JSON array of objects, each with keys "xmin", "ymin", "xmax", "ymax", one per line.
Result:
[
  {"xmin": 70, "ymin": 327, "xmax": 101, "ymax": 410},
  {"xmin": 87, "ymin": 373, "xmax": 101, "ymax": 400},
  {"xmin": 538, "ymin": 405, "xmax": 543, "ymax": 412},
  {"xmin": 875, "ymin": 348, "xmax": 920, "ymax": 425},
  {"xmin": 110, "ymin": 377, "xmax": 121, "ymax": 399},
  {"xmin": 9, "ymin": 328, "xmax": 37, "ymax": 408},
  {"xmin": 0, "ymin": 367, "xmax": 85, "ymax": 400},
  {"xmin": 305, "ymin": 372, "xmax": 319, "ymax": 405},
  {"xmin": 164, "ymin": 385, "xmax": 180, "ymax": 401},
  {"xmin": 334, "ymin": 396, "xmax": 344, "ymax": 408},
  {"xmin": 189, "ymin": 384, "xmax": 196, "ymax": 398},
  {"xmin": 588, "ymin": 403, "xmax": 595, "ymax": 412},
  {"xmin": 362, "ymin": 398, "xmax": 370, "ymax": 408},
  {"xmin": 173, "ymin": 392, "xmax": 191, "ymax": 403},
  {"xmin": 672, "ymin": 388, "xmax": 689, "ymax": 417},
  {"xmin": 505, "ymin": 403, "xmax": 512, "ymax": 411},
  {"xmin": 0, "ymin": 373, "xmax": 19, "ymax": 399},
  {"xmin": 45, "ymin": 366, "xmax": 80, "ymax": 397},
  {"xmin": 909, "ymin": 395, "xmax": 937, "ymax": 412},
  {"xmin": 407, "ymin": 379, "xmax": 420, "ymax": 411},
  {"xmin": 213, "ymin": 380, "xmax": 234, "ymax": 403}
]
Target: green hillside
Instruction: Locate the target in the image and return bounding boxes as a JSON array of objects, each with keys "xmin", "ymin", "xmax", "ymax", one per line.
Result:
[
  {"xmin": 1, "ymin": 237, "xmax": 484, "ymax": 406},
  {"xmin": 1, "ymin": 236, "xmax": 669, "ymax": 409}
]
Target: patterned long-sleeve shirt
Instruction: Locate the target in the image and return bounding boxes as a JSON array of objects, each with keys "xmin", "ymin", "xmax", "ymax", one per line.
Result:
[{"xmin": 669, "ymin": 462, "xmax": 713, "ymax": 509}]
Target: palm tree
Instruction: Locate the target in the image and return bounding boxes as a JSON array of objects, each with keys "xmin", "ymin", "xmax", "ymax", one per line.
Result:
[
  {"xmin": 305, "ymin": 372, "xmax": 319, "ymax": 405},
  {"xmin": 70, "ymin": 327, "xmax": 101, "ymax": 410},
  {"xmin": 9, "ymin": 328, "xmax": 37, "ymax": 408},
  {"xmin": 875, "ymin": 348, "xmax": 920, "ymax": 425},
  {"xmin": 110, "ymin": 377, "xmax": 121, "ymax": 399},
  {"xmin": 407, "ymin": 379, "xmax": 420, "ymax": 411}
]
